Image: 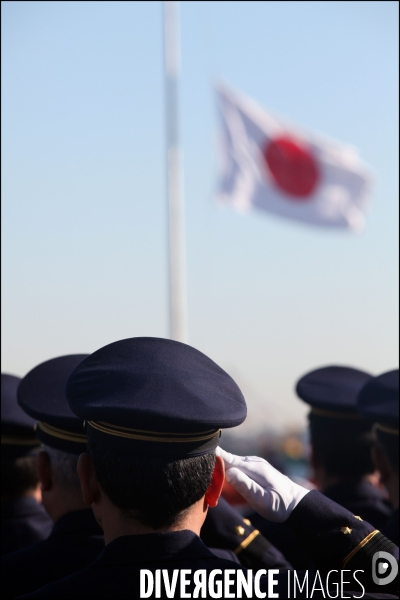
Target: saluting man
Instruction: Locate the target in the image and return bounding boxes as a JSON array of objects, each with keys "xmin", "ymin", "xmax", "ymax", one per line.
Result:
[{"xmin": 15, "ymin": 338, "xmax": 398, "ymax": 599}]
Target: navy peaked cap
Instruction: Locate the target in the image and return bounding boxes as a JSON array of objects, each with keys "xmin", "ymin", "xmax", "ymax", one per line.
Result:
[
  {"xmin": 65, "ymin": 337, "xmax": 247, "ymax": 457},
  {"xmin": 2, "ymin": 373, "xmax": 40, "ymax": 458},
  {"xmin": 18, "ymin": 355, "xmax": 89, "ymax": 454},
  {"xmin": 357, "ymin": 369, "xmax": 399, "ymax": 434},
  {"xmin": 296, "ymin": 366, "xmax": 372, "ymax": 419}
]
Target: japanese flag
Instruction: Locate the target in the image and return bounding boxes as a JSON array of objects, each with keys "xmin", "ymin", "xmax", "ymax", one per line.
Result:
[{"xmin": 216, "ymin": 84, "xmax": 372, "ymax": 232}]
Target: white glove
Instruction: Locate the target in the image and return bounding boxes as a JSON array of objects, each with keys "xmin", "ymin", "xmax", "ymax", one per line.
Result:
[{"xmin": 216, "ymin": 447, "xmax": 310, "ymax": 522}]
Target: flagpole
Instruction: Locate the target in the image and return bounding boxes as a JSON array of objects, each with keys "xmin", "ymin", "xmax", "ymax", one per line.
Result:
[{"xmin": 163, "ymin": 0, "xmax": 188, "ymax": 343}]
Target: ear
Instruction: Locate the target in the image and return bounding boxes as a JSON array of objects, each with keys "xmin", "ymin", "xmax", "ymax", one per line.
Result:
[
  {"xmin": 371, "ymin": 443, "xmax": 391, "ymax": 485},
  {"xmin": 204, "ymin": 455, "xmax": 225, "ymax": 508},
  {"xmin": 77, "ymin": 453, "xmax": 101, "ymax": 506},
  {"xmin": 37, "ymin": 451, "xmax": 52, "ymax": 491}
]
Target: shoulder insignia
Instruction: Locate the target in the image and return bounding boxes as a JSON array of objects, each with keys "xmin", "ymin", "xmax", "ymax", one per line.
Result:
[
  {"xmin": 235, "ymin": 525, "xmax": 245, "ymax": 536},
  {"xmin": 340, "ymin": 526, "xmax": 352, "ymax": 534}
]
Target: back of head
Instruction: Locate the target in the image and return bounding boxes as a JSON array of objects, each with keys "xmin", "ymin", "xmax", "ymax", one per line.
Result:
[
  {"xmin": 1, "ymin": 373, "xmax": 40, "ymax": 499},
  {"xmin": 17, "ymin": 355, "xmax": 90, "ymax": 503},
  {"xmin": 88, "ymin": 440, "xmax": 216, "ymax": 529},
  {"xmin": 296, "ymin": 366, "xmax": 375, "ymax": 480},
  {"xmin": 41, "ymin": 444, "xmax": 81, "ymax": 492},
  {"xmin": 1, "ymin": 455, "xmax": 40, "ymax": 499},
  {"xmin": 307, "ymin": 414, "xmax": 375, "ymax": 479},
  {"xmin": 18, "ymin": 354, "xmax": 89, "ymax": 455},
  {"xmin": 66, "ymin": 337, "xmax": 247, "ymax": 530},
  {"xmin": 357, "ymin": 369, "xmax": 399, "ymax": 474}
]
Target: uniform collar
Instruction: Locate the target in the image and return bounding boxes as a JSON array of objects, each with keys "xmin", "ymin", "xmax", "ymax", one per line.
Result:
[
  {"xmin": 94, "ymin": 530, "xmax": 216, "ymax": 566},
  {"xmin": 323, "ymin": 480, "xmax": 387, "ymax": 502},
  {"xmin": 51, "ymin": 508, "xmax": 103, "ymax": 537}
]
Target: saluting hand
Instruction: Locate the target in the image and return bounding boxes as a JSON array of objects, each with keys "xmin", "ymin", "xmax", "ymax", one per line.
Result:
[{"xmin": 216, "ymin": 447, "xmax": 310, "ymax": 523}]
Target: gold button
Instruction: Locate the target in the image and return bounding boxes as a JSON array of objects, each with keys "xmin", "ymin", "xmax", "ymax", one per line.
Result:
[
  {"xmin": 340, "ymin": 526, "xmax": 352, "ymax": 534},
  {"xmin": 235, "ymin": 526, "xmax": 245, "ymax": 536}
]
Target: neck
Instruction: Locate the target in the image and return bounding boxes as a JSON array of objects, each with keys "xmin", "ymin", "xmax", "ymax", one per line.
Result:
[
  {"xmin": 42, "ymin": 486, "xmax": 90, "ymax": 523},
  {"xmin": 97, "ymin": 496, "xmax": 207, "ymax": 545}
]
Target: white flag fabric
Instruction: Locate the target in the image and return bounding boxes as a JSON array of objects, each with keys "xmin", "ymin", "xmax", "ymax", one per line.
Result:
[{"xmin": 216, "ymin": 84, "xmax": 372, "ymax": 232}]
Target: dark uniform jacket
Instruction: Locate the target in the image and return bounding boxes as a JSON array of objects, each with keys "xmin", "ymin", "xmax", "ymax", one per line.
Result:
[
  {"xmin": 382, "ymin": 509, "xmax": 399, "ymax": 546},
  {"xmin": 202, "ymin": 497, "xmax": 292, "ymax": 569},
  {"xmin": 207, "ymin": 547, "xmax": 240, "ymax": 562},
  {"xmin": 1, "ymin": 497, "xmax": 52, "ymax": 556},
  {"xmin": 323, "ymin": 480, "xmax": 392, "ymax": 530},
  {"xmin": 17, "ymin": 491, "xmax": 399, "ymax": 599},
  {"xmin": 249, "ymin": 480, "xmax": 393, "ymax": 570},
  {"xmin": 1, "ymin": 509, "xmax": 104, "ymax": 599},
  {"xmin": 17, "ymin": 531, "xmax": 246, "ymax": 599}
]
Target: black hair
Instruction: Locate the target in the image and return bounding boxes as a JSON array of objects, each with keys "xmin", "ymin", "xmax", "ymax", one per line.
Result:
[
  {"xmin": 1, "ymin": 455, "xmax": 39, "ymax": 499},
  {"xmin": 376, "ymin": 429, "xmax": 399, "ymax": 473},
  {"xmin": 309, "ymin": 413, "xmax": 375, "ymax": 479},
  {"xmin": 88, "ymin": 439, "xmax": 216, "ymax": 530},
  {"xmin": 42, "ymin": 445, "xmax": 81, "ymax": 491}
]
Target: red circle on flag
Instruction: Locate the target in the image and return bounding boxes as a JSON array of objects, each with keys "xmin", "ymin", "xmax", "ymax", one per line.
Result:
[{"xmin": 263, "ymin": 136, "xmax": 319, "ymax": 199}]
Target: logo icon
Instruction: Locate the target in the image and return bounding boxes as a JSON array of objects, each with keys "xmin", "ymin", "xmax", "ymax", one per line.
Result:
[{"xmin": 372, "ymin": 551, "xmax": 398, "ymax": 585}]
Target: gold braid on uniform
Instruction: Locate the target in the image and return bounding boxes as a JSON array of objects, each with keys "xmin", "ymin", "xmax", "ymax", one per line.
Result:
[
  {"xmin": 342, "ymin": 529, "xmax": 397, "ymax": 572},
  {"xmin": 234, "ymin": 530, "xmax": 260, "ymax": 555},
  {"xmin": 1, "ymin": 435, "xmax": 40, "ymax": 446},
  {"xmin": 37, "ymin": 422, "xmax": 87, "ymax": 444},
  {"xmin": 342, "ymin": 530, "xmax": 379, "ymax": 567},
  {"xmin": 87, "ymin": 421, "xmax": 220, "ymax": 443},
  {"xmin": 310, "ymin": 407, "xmax": 363, "ymax": 420}
]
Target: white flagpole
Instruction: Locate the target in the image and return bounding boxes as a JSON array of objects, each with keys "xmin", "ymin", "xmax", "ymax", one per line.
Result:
[{"xmin": 163, "ymin": 0, "xmax": 188, "ymax": 343}]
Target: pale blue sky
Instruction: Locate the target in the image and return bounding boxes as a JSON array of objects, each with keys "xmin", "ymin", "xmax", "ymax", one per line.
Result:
[{"xmin": 2, "ymin": 1, "xmax": 398, "ymax": 432}]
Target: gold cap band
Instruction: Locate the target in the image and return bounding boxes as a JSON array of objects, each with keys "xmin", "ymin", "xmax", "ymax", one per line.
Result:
[
  {"xmin": 87, "ymin": 420, "xmax": 220, "ymax": 443},
  {"xmin": 374, "ymin": 423, "xmax": 399, "ymax": 436},
  {"xmin": 310, "ymin": 407, "xmax": 363, "ymax": 420},
  {"xmin": 1, "ymin": 435, "xmax": 40, "ymax": 446},
  {"xmin": 37, "ymin": 421, "xmax": 88, "ymax": 444}
]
